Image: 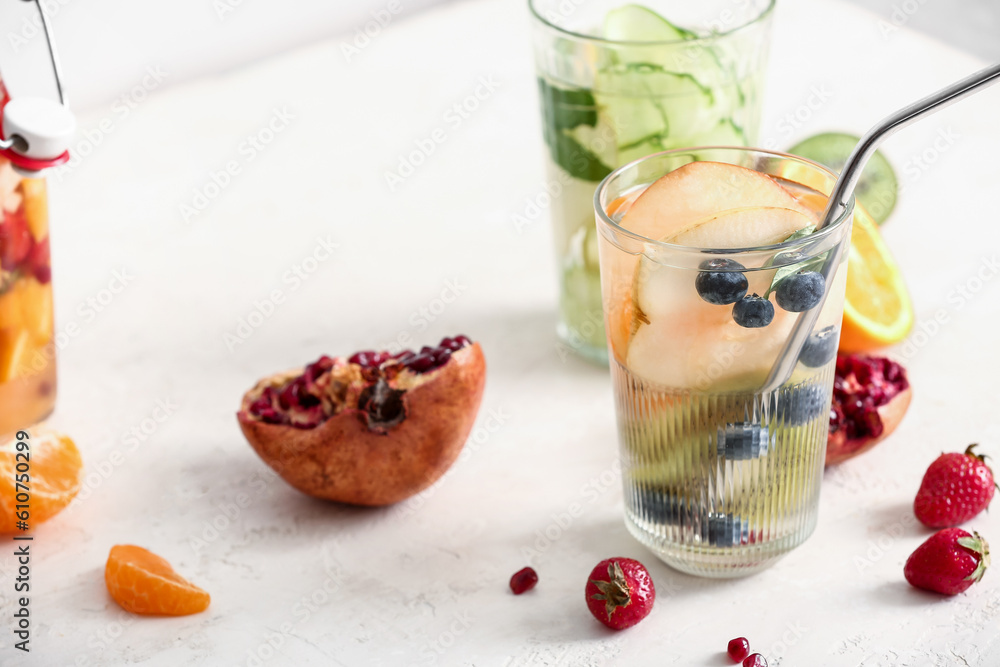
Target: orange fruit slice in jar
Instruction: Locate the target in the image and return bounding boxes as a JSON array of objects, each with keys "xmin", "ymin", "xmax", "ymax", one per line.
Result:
[
  {"xmin": 838, "ymin": 205, "xmax": 913, "ymax": 351},
  {"xmin": 0, "ymin": 329, "xmax": 30, "ymax": 382},
  {"xmin": 0, "ymin": 430, "xmax": 82, "ymax": 532},
  {"xmin": 105, "ymin": 545, "xmax": 211, "ymax": 616},
  {"xmin": 19, "ymin": 178, "xmax": 48, "ymax": 242}
]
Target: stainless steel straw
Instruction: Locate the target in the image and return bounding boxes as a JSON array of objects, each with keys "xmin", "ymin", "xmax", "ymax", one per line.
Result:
[{"xmin": 763, "ymin": 62, "xmax": 1000, "ymax": 393}]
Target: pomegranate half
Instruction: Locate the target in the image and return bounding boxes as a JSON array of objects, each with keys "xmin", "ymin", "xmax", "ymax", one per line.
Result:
[
  {"xmin": 826, "ymin": 353, "xmax": 911, "ymax": 466},
  {"xmin": 238, "ymin": 335, "xmax": 485, "ymax": 506}
]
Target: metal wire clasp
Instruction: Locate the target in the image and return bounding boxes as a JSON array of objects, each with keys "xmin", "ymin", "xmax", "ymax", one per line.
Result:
[{"xmin": 0, "ymin": 0, "xmax": 74, "ymax": 174}]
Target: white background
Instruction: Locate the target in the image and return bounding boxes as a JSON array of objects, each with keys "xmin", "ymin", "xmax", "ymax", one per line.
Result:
[
  {"xmin": 0, "ymin": 0, "xmax": 995, "ymax": 113},
  {"xmin": 0, "ymin": 0, "xmax": 452, "ymax": 111}
]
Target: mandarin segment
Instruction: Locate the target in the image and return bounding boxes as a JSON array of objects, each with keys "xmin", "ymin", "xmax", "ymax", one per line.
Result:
[
  {"xmin": 105, "ymin": 545, "xmax": 211, "ymax": 616},
  {"xmin": 0, "ymin": 430, "xmax": 82, "ymax": 532}
]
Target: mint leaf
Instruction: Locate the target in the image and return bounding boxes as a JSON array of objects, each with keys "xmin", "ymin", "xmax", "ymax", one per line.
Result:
[
  {"xmin": 550, "ymin": 131, "xmax": 613, "ymax": 181},
  {"xmin": 782, "ymin": 225, "xmax": 817, "ymax": 242},
  {"xmin": 537, "ymin": 78, "xmax": 598, "ymax": 130},
  {"xmin": 765, "ymin": 226, "xmax": 824, "ymax": 297},
  {"xmin": 537, "ymin": 78, "xmax": 612, "ymax": 181}
]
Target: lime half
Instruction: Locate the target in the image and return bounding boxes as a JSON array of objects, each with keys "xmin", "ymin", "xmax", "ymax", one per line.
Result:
[{"xmin": 789, "ymin": 132, "xmax": 898, "ymax": 224}]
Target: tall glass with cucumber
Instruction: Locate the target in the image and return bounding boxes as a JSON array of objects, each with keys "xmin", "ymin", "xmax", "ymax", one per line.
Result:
[{"xmin": 529, "ymin": 0, "xmax": 776, "ymax": 363}]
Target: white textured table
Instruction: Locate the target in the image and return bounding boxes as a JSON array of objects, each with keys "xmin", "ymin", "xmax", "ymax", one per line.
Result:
[{"xmin": 9, "ymin": 0, "xmax": 1000, "ymax": 664}]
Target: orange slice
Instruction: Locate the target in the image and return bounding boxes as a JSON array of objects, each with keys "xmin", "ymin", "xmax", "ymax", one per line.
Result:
[
  {"xmin": 106, "ymin": 545, "xmax": 211, "ymax": 616},
  {"xmin": 0, "ymin": 430, "xmax": 82, "ymax": 532},
  {"xmin": 0, "ymin": 283, "xmax": 25, "ymax": 331},
  {"xmin": 0, "ymin": 328, "xmax": 30, "ymax": 381},
  {"xmin": 839, "ymin": 205, "xmax": 913, "ymax": 351},
  {"xmin": 19, "ymin": 279, "xmax": 53, "ymax": 340}
]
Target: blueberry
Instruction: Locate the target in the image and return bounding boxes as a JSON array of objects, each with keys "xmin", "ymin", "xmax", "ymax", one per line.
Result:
[
  {"xmin": 775, "ymin": 384, "xmax": 828, "ymax": 426},
  {"xmin": 707, "ymin": 513, "xmax": 747, "ymax": 547},
  {"xmin": 717, "ymin": 423, "xmax": 770, "ymax": 460},
  {"xmin": 695, "ymin": 258, "xmax": 748, "ymax": 305},
  {"xmin": 776, "ymin": 270, "xmax": 825, "ymax": 312},
  {"xmin": 732, "ymin": 294, "xmax": 774, "ymax": 328},
  {"xmin": 634, "ymin": 486, "xmax": 685, "ymax": 525},
  {"xmin": 799, "ymin": 325, "xmax": 839, "ymax": 368}
]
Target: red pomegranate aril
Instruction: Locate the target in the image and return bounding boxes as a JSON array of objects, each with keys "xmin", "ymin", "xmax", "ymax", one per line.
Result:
[
  {"xmin": 727, "ymin": 637, "xmax": 750, "ymax": 662},
  {"xmin": 349, "ymin": 350, "xmax": 391, "ymax": 369},
  {"xmin": 826, "ymin": 353, "xmax": 911, "ymax": 465},
  {"xmin": 509, "ymin": 567, "xmax": 538, "ymax": 595},
  {"xmin": 406, "ymin": 354, "xmax": 436, "ymax": 373},
  {"xmin": 742, "ymin": 654, "xmax": 767, "ymax": 667}
]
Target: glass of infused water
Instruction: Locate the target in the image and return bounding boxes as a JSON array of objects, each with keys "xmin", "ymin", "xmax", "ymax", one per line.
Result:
[{"xmin": 595, "ymin": 147, "xmax": 853, "ymax": 576}]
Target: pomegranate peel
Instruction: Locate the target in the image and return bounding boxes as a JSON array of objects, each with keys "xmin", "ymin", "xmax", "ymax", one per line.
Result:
[{"xmin": 238, "ymin": 336, "xmax": 485, "ymax": 506}]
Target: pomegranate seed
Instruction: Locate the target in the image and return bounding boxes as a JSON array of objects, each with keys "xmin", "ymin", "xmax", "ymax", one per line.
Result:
[
  {"xmin": 742, "ymin": 654, "xmax": 767, "ymax": 667},
  {"xmin": 727, "ymin": 637, "xmax": 750, "ymax": 662},
  {"xmin": 509, "ymin": 567, "xmax": 538, "ymax": 595}
]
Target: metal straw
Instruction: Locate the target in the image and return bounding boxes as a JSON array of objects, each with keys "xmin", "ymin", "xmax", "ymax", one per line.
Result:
[{"xmin": 762, "ymin": 62, "xmax": 1000, "ymax": 393}]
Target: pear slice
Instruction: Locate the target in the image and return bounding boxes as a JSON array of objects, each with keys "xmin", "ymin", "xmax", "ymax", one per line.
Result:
[
  {"xmin": 619, "ymin": 161, "xmax": 815, "ymax": 242},
  {"xmin": 635, "ymin": 206, "xmax": 813, "ymax": 322},
  {"xmin": 667, "ymin": 206, "xmax": 815, "ymax": 249}
]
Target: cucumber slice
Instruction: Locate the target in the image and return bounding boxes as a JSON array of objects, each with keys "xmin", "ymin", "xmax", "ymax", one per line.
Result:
[
  {"xmin": 603, "ymin": 4, "xmax": 698, "ymax": 42},
  {"xmin": 595, "ymin": 63, "xmax": 716, "ymax": 147},
  {"xmin": 668, "ymin": 117, "xmax": 746, "ymax": 149},
  {"xmin": 789, "ymin": 132, "xmax": 898, "ymax": 224}
]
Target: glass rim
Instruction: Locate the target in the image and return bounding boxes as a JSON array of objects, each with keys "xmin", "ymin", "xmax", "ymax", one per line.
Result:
[
  {"xmin": 527, "ymin": 0, "xmax": 776, "ymax": 46},
  {"xmin": 594, "ymin": 146, "xmax": 855, "ymax": 255}
]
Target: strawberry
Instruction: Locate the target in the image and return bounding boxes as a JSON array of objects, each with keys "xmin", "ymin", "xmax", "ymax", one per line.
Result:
[
  {"xmin": 584, "ymin": 557, "xmax": 655, "ymax": 630},
  {"xmin": 904, "ymin": 528, "xmax": 990, "ymax": 596},
  {"xmin": 914, "ymin": 444, "xmax": 996, "ymax": 528}
]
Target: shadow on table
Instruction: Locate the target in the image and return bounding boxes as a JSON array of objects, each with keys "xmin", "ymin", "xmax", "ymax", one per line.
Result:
[
  {"xmin": 458, "ymin": 306, "xmax": 610, "ymax": 381},
  {"xmin": 862, "ymin": 499, "xmax": 929, "ymax": 540}
]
